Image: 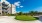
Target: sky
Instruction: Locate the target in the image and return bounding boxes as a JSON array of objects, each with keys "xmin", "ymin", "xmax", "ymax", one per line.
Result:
[{"xmin": 1, "ymin": 0, "xmax": 42, "ymax": 13}]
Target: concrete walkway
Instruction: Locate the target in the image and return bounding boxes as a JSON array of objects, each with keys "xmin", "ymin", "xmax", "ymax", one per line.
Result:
[{"xmin": 0, "ymin": 16, "xmax": 42, "ymax": 23}]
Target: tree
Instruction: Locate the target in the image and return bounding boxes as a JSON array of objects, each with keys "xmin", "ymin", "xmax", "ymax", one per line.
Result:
[
  {"xmin": 18, "ymin": 12, "xmax": 23, "ymax": 15},
  {"xmin": 29, "ymin": 11, "xmax": 39, "ymax": 16},
  {"xmin": 29, "ymin": 11, "xmax": 35, "ymax": 16}
]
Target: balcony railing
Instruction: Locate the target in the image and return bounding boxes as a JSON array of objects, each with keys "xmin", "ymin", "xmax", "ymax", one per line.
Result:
[{"xmin": 2, "ymin": 9, "xmax": 8, "ymax": 12}]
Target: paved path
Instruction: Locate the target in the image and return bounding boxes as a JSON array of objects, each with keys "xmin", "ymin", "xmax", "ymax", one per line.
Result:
[{"xmin": 0, "ymin": 16, "xmax": 42, "ymax": 23}]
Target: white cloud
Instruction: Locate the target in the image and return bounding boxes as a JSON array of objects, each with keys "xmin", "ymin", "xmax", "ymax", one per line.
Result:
[
  {"xmin": 14, "ymin": 1, "xmax": 21, "ymax": 7},
  {"xmin": 20, "ymin": 6, "xmax": 23, "ymax": 8},
  {"xmin": 14, "ymin": 1, "xmax": 23, "ymax": 8}
]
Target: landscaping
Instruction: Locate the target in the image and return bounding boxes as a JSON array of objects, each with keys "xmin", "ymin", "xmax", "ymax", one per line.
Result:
[{"xmin": 15, "ymin": 15, "xmax": 38, "ymax": 21}]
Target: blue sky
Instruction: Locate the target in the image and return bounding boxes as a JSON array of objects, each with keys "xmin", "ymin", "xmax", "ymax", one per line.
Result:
[{"xmin": 2, "ymin": 0, "xmax": 42, "ymax": 13}]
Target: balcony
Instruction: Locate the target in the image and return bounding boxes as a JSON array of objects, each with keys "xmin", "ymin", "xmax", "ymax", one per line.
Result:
[
  {"xmin": 2, "ymin": 9, "xmax": 8, "ymax": 12},
  {"xmin": 2, "ymin": 2, "xmax": 9, "ymax": 9},
  {"xmin": 2, "ymin": 2, "xmax": 8, "ymax": 7}
]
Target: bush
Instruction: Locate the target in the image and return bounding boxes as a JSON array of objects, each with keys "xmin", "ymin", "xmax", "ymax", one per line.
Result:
[
  {"xmin": 34, "ymin": 17, "xmax": 39, "ymax": 20},
  {"xmin": 15, "ymin": 15, "xmax": 37, "ymax": 21},
  {"xmin": 7, "ymin": 14, "xmax": 15, "ymax": 16}
]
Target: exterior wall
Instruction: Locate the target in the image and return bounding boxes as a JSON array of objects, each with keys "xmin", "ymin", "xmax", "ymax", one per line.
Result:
[
  {"xmin": 12, "ymin": 4, "xmax": 16, "ymax": 14},
  {"xmin": 0, "ymin": 6, "xmax": 2, "ymax": 15},
  {"xmin": 0, "ymin": 0, "xmax": 16, "ymax": 15},
  {"xmin": 8, "ymin": 4, "xmax": 16, "ymax": 14},
  {"xmin": 7, "ymin": 7, "xmax": 12, "ymax": 14},
  {"xmin": 0, "ymin": 2, "xmax": 2, "ymax": 15},
  {"xmin": 0, "ymin": 4, "xmax": 16, "ymax": 15},
  {"xmin": 12, "ymin": 7, "xmax": 16, "ymax": 14}
]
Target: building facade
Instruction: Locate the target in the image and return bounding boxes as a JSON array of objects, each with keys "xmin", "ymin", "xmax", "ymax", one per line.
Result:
[
  {"xmin": 0, "ymin": 2, "xmax": 16, "ymax": 15},
  {"xmin": 0, "ymin": 2, "xmax": 2, "ymax": 15}
]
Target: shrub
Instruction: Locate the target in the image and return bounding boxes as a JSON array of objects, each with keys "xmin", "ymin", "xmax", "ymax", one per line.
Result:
[
  {"xmin": 7, "ymin": 14, "xmax": 11, "ymax": 16},
  {"xmin": 34, "ymin": 17, "xmax": 39, "ymax": 20},
  {"xmin": 7, "ymin": 14, "xmax": 15, "ymax": 16},
  {"xmin": 15, "ymin": 15, "xmax": 37, "ymax": 21}
]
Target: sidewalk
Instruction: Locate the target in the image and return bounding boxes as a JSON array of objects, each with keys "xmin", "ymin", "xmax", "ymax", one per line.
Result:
[{"xmin": 0, "ymin": 16, "xmax": 42, "ymax": 23}]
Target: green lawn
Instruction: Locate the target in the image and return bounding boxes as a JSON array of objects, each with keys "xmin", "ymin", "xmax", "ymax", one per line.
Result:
[{"xmin": 15, "ymin": 15, "xmax": 37, "ymax": 21}]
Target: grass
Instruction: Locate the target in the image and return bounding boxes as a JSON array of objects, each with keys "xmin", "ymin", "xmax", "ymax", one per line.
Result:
[{"xmin": 15, "ymin": 15, "xmax": 37, "ymax": 21}]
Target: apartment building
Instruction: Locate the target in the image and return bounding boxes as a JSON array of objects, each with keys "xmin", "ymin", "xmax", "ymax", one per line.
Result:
[
  {"xmin": 0, "ymin": 2, "xmax": 16, "ymax": 15},
  {"xmin": 0, "ymin": 2, "xmax": 2, "ymax": 15}
]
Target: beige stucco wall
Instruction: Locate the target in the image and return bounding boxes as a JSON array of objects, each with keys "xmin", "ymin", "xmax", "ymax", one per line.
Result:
[
  {"xmin": 8, "ymin": 4, "xmax": 16, "ymax": 14},
  {"xmin": 0, "ymin": 6, "xmax": 2, "ymax": 15},
  {"xmin": 12, "ymin": 4, "xmax": 16, "ymax": 14},
  {"xmin": 7, "ymin": 7, "xmax": 12, "ymax": 14}
]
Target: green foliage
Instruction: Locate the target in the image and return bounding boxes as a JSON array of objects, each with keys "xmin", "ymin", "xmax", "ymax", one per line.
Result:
[
  {"xmin": 17, "ymin": 12, "xmax": 23, "ymax": 15},
  {"xmin": 34, "ymin": 17, "xmax": 39, "ymax": 20},
  {"xmin": 29, "ymin": 11, "xmax": 38, "ymax": 16},
  {"xmin": 16, "ymin": 11, "xmax": 42, "ymax": 16},
  {"xmin": 7, "ymin": 14, "xmax": 15, "ymax": 16},
  {"xmin": 15, "ymin": 15, "xmax": 37, "ymax": 21},
  {"xmin": 7, "ymin": 14, "xmax": 11, "ymax": 16}
]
